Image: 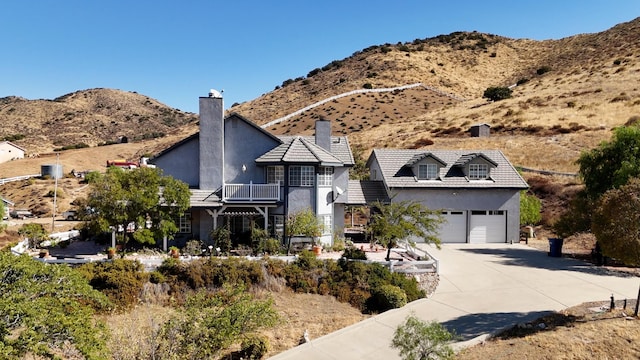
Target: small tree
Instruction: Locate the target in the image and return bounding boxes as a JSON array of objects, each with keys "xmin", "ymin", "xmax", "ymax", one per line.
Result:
[
  {"xmin": 556, "ymin": 125, "xmax": 640, "ymax": 238},
  {"xmin": 0, "ymin": 252, "xmax": 111, "ymax": 358},
  {"xmin": 577, "ymin": 125, "xmax": 640, "ymax": 199},
  {"xmin": 368, "ymin": 201, "xmax": 443, "ymax": 261},
  {"xmin": 483, "ymin": 86, "xmax": 512, "ymax": 101},
  {"xmin": 18, "ymin": 223, "xmax": 48, "ymax": 249},
  {"xmin": 391, "ymin": 314, "xmax": 455, "ymax": 360},
  {"xmin": 85, "ymin": 166, "xmax": 190, "ymax": 250},
  {"xmin": 520, "ymin": 190, "xmax": 541, "ymax": 226},
  {"xmin": 286, "ymin": 208, "xmax": 323, "ymax": 252},
  {"xmin": 592, "ymin": 178, "xmax": 640, "ymax": 266}
]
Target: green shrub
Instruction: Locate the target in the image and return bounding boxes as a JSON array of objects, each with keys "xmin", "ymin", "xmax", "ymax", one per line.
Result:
[
  {"xmin": 78, "ymin": 259, "xmax": 149, "ymax": 310},
  {"xmin": 332, "ymin": 237, "xmax": 346, "ymax": 252},
  {"xmin": 368, "ymin": 284, "xmax": 407, "ymax": 312},
  {"xmin": 238, "ymin": 336, "xmax": 270, "ymax": 359},
  {"xmin": 184, "ymin": 239, "xmax": 204, "ymax": 256},
  {"xmin": 263, "ymin": 238, "xmax": 281, "ymax": 255},
  {"xmin": 149, "ymin": 270, "xmax": 165, "ymax": 284},
  {"xmin": 363, "ymin": 83, "xmax": 373, "ymax": 89},
  {"xmin": 210, "ymin": 226, "xmax": 232, "ymax": 254},
  {"xmin": 342, "ymin": 246, "xmax": 367, "ymax": 260}
]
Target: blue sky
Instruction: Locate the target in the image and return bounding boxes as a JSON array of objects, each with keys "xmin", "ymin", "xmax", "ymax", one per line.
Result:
[{"xmin": 1, "ymin": 1, "xmax": 639, "ymax": 114}]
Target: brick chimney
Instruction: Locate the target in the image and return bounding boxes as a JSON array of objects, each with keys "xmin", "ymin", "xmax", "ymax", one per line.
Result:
[
  {"xmin": 199, "ymin": 89, "xmax": 224, "ymax": 190},
  {"xmin": 315, "ymin": 119, "xmax": 331, "ymax": 151}
]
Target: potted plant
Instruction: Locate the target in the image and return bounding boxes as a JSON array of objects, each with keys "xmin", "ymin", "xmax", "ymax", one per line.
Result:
[
  {"xmin": 107, "ymin": 247, "xmax": 116, "ymax": 259},
  {"xmin": 311, "ymin": 228, "xmax": 324, "ymax": 256},
  {"xmin": 169, "ymin": 246, "xmax": 180, "ymax": 258}
]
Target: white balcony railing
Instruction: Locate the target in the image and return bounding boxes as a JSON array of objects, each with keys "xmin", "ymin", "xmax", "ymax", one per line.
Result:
[{"xmin": 223, "ymin": 182, "xmax": 280, "ymax": 201}]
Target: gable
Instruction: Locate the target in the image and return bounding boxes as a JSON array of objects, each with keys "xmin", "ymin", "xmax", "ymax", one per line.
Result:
[{"xmin": 369, "ymin": 149, "xmax": 528, "ymax": 190}]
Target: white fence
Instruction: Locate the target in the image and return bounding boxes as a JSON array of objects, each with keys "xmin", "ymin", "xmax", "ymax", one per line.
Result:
[{"xmin": 0, "ymin": 174, "xmax": 41, "ymax": 185}]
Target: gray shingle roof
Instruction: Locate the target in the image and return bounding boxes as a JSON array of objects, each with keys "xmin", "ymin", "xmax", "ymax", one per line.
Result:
[
  {"xmin": 278, "ymin": 136, "xmax": 354, "ymax": 166},
  {"xmin": 190, "ymin": 189, "xmax": 221, "ymax": 207},
  {"xmin": 369, "ymin": 149, "xmax": 528, "ymax": 189},
  {"xmin": 452, "ymin": 152, "xmax": 498, "ymax": 167},
  {"xmin": 405, "ymin": 152, "xmax": 447, "ymax": 167},
  {"xmin": 347, "ymin": 180, "xmax": 390, "ymax": 205},
  {"xmin": 256, "ymin": 136, "xmax": 352, "ymax": 166}
]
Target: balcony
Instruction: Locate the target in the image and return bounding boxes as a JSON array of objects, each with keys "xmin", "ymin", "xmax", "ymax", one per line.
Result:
[{"xmin": 223, "ymin": 182, "xmax": 280, "ymax": 202}]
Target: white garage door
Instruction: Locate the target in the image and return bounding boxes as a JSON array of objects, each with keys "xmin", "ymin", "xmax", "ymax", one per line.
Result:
[
  {"xmin": 438, "ymin": 211, "xmax": 467, "ymax": 243},
  {"xmin": 469, "ymin": 210, "xmax": 506, "ymax": 243}
]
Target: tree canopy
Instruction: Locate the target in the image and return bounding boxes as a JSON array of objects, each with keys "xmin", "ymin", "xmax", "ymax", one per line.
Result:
[
  {"xmin": 84, "ymin": 166, "xmax": 190, "ymax": 249},
  {"xmin": 369, "ymin": 201, "xmax": 443, "ymax": 261},
  {"xmin": 0, "ymin": 252, "xmax": 111, "ymax": 359},
  {"xmin": 555, "ymin": 125, "xmax": 640, "ymax": 238},
  {"xmin": 592, "ymin": 178, "xmax": 640, "ymax": 266},
  {"xmin": 520, "ymin": 190, "xmax": 542, "ymax": 226},
  {"xmin": 286, "ymin": 208, "xmax": 324, "ymax": 248},
  {"xmin": 18, "ymin": 223, "xmax": 48, "ymax": 249},
  {"xmin": 577, "ymin": 125, "xmax": 640, "ymax": 199}
]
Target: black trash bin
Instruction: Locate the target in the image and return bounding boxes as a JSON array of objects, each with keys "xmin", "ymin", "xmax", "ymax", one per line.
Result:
[{"xmin": 548, "ymin": 238, "xmax": 564, "ymax": 257}]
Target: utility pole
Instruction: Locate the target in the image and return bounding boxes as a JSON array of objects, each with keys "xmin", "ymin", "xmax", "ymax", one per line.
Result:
[{"xmin": 51, "ymin": 153, "xmax": 59, "ymax": 232}]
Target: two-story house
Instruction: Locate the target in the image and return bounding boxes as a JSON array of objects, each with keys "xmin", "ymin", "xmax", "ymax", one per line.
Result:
[
  {"xmin": 365, "ymin": 149, "xmax": 529, "ymax": 243},
  {"xmin": 152, "ymin": 90, "xmax": 354, "ymax": 247}
]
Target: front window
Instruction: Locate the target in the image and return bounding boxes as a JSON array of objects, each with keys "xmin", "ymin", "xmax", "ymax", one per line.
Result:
[
  {"xmin": 267, "ymin": 166, "xmax": 284, "ymax": 185},
  {"xmin": 418, "ymin": 164, "xmax": 438, "ymax": 180},
  {"xmin": 318, "ymin": 167, "xmax": 333, "ymax": 186},
  {"xmin": 289, "ymin": 166, "xmax": 314, "ymax": 187},
  {"xmin": 469, "ymin": 164, "xmax": 488, "ymax": 180},
  {"xmin": 178, "ymin": 212, "xmax": 191, "ymax": 233}
]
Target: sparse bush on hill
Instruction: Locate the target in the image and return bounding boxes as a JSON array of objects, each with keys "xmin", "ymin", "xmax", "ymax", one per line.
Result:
[
  {"xmin": 536, "ymin": 66, "xmax": 552, "ymax": 75},
  {"xmin": 483, "ymin": 86, "xmax": 512, "ymax": 101},
  {"xmin": 2, "ymin": 133, "xmax": 25, "ymax": 142},
  {"xmin": 54, "ymin": 142, "xmax": 90, "ymax": 151},
  {"xmin": 363, "ymin": 83, "xmax": 373, "ymax": 89}
]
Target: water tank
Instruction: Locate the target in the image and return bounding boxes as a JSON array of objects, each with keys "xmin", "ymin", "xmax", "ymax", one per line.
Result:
[{"xmin": 41, "ymin": 164, "xmax": 63, "ymax": 179}]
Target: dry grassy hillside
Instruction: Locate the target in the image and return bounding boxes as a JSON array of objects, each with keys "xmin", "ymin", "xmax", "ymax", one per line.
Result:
[
  {"xmin": 0, "ymin": 88, "xmax": 198, "ymax": 154},
  {"xmin": 231, "ymin": 17, "xmax": 640, "ymax": 172}
]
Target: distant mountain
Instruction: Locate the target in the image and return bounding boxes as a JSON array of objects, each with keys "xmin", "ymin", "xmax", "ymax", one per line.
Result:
[{"xmin": 0, "ymin": 88, "xmax": 198, "ymax": 154}]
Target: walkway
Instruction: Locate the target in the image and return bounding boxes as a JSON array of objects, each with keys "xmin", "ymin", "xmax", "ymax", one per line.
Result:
[{"xmin": 269, "ymin": 243, "xmax": 640, "ymax": 359}]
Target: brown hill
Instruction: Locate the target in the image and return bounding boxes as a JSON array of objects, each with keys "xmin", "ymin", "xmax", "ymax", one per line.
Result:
[{"xmin": 0, "ymin": 88, "xmax": 198, "ymax": 154}]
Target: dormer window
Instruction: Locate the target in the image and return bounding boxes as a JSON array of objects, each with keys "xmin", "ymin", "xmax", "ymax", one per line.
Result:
[
  {"xmin": 418, "ymin": 164, "xmax": 438, "ymax": 180},
  {"xmin": 469, "ymin": 163, "xmax": 488, "ymax": 180}
]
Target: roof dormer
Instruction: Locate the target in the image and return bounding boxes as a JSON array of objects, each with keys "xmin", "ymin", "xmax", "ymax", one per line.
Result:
[
  {"xmin": 453, "ymin": 153, "xmax": 498, "ymax": 181},
  {"xmin": 404, "ymin": 152, "xmax": 447, "ymax": 181}
]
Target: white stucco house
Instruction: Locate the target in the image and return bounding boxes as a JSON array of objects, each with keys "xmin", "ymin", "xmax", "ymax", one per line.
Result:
[
  {"xmin": 364, "ymin": 149, "xmax": 529, "ymax": 244},
  {"xmin": 0, "ymin": 141, "xmax": 25, "ymax": 163}
]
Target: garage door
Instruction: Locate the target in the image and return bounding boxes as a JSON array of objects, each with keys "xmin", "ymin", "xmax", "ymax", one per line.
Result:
[
  {"xmin": 438, "ymin": 210, "xmax": 467, "ymax": 243},
  {"xmin": 469, "ymin": 210, "xmax": 506, "ymax": 243}
]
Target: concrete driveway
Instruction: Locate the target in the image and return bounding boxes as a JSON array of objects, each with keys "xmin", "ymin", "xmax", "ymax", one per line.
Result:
[{"xmin": 269, "ymin": 243, "xmax": 640, "ymax": 359}]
